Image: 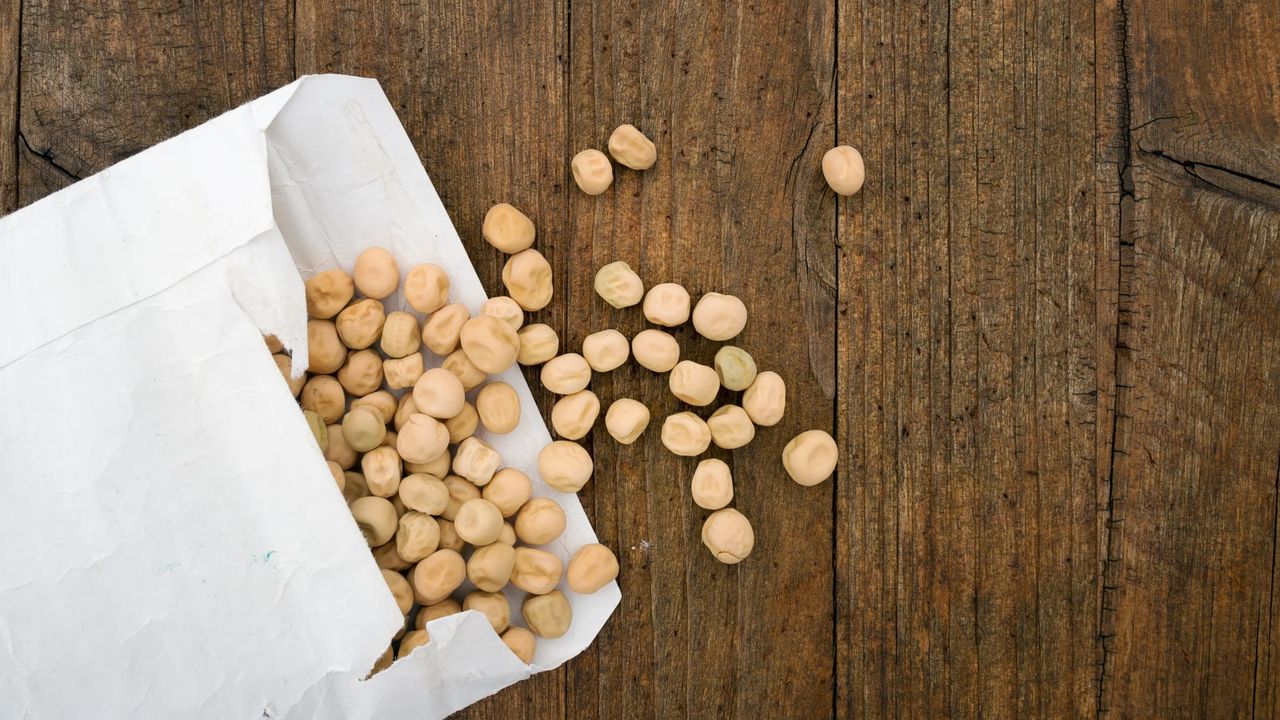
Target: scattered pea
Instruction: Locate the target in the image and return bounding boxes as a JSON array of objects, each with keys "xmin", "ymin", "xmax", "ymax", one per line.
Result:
[
  {"xmin": 607, "ymin": 124, "xmax": 657, "ymax": 170},
  {"xmin": 571, "ymin": 149, "xmax": 613, "ymax": 195},
  {"xmin": 782, "ymin": 429, "xmax": 838, "ymax": 486}
]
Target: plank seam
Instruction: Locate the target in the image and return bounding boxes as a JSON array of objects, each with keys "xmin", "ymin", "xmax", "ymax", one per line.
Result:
[{"xmin": 1096, "ymin": 0, "xmax": 1134, "ymax": 714}]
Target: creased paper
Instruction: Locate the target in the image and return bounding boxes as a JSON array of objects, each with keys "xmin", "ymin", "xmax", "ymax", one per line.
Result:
[{"xmin": 0, "ymin": 74, "xmax": 619, "ymax": 720}]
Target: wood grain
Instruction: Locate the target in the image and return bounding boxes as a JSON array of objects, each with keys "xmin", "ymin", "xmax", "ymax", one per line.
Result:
[
  {"xmin": 565, "ymin": 1, "xmax": 836, "ymax": 718},
  {"xmin": 4, "ymin": 1, "xmax": 1280, "ymax": 718},
  {"xmin": 837, "ymin": 0, "xmax": 1108, "ymax": 717},
  {"xmin": 16, "ymin": 0, "xmax": 292, "ymax": 205},
  {"xmin": 1098, "ymin": 0, "xmax": 1280, "ymax": 715},
  {"xmin": 0, "ymin": 0, "xmax": 15, "ymax": 213}
]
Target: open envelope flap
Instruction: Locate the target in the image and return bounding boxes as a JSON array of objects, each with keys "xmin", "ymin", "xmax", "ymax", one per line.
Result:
[{"xmin": 0, "ymin": 75, "xmax": 619, "ymax": 720}]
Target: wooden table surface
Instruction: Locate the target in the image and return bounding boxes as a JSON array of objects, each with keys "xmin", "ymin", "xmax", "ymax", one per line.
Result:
[{"xmin": 3, "ymin": 1, "xmax": 1278, "ymax": 718}]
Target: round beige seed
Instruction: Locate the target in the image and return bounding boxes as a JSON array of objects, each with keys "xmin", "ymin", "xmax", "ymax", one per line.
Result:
[
  {"xmin": 782, "ymin": 429, "xmax": 838, "ymax": 486},
  {"xmin": 413, "ymin": 367, "xmax": 466, "ymax": 419},
  {"xmin": 452, "ymin": 437, "xmax": 501, "ymax": 487},
  {"xmin": 523, "ymin": 590, "xmax": 572, "ymax": 639},
  {"xmin": 822, "ymin": 145, "xmax": 865, "ymax": 196},
  {"xmin": 342, "ymin": 407, "xmax": 387, "ymax": 453},
  {"xmin": 571, "ymin": 148, "xmax": 613, "ymax": 195},
  {"xmin": 381, "ymin": 568, "xmax": 413, "ymax": 615},
  {"xmin": 502, "ymin": 249, "xmax": 554, "ymax": 311},
  {"xmin": 701, "ymin": 508, "xmax": 754, "ymax": 564},
  {"xmin": 475, "ymin": 382, "xmax": 521, "ymax": 434},
  {"xmin": 510, "ymin": 547, "xmax": 563, "ymax": 595},
  {"xmin": 305, "ymin": 268, "xmax": 355, "ymax": 319},
  {"xmin": 273, "ymin": 354, "xmax": 305, "ymax": 397},
  {"xmin": 463, "ymin": 590, "xmax": 511, "ymax": 634},
  {"xmin": 398, "ymin": 629, "xmax": 430, "ymax": 659},
  {"xmin": 482, "ymin": 203, "xmax": 536, "ymax": 254},
  {"xmin": 443, "ymin": 349, "xmax": 486, "ymax": 391},
  {"xmin": 395, "ymin": 511, "xmax": 440, "ymax": 562},
  {"xmin": 351, "ymin": 496, "xmax": 397, "ymax": 546},
  {"xmin": 707, "ymin": 405, "xmax": 755, "ymax": 450},
  {"xmin": 436, "ymin": 519, "xmax": 464, "ymax": 552},
  {"xmin": 326, "ymin": 424, "xmax": 357, "ymax": 469},
  {"xmin": 743, "ymin": 371, "xmax": 786, "ymax": 426},
  {"xmin": 482, "ymin": 296, "xmax": 525, "ymax": 331},
  {"xmin": 660, "ymin": 412, "xmax": 711, "ymax": 457},
  {"xmin": 691, "ymin": 292, "xmax": 748, "ymax": 341},
  {"xmin": 607, "ymin": 124, "xmax": 657, "ymax": 170},
  {"xmin": 404, "ymin": 263, "xmax": 450, "ymax": 314},
  {"xmin": 383, "ymin": 352, "xmax": 425, "ymax": 390},
  {"xmin": 411, "ymin": 548, "xmax": 466, "ymax": 605},
  {"xmin": 567, "ymin": 543, "xmax": 619, "ymax": 594},
  {"xmin": 362, "ymin": 445, "xmax": 402, "ymax": 497},
  {"xmin": 631, "ymin": 329, "xmax": 680, "ymax": 372},
  {"xmin": 582, "ymin": 329, "xmax": 630, "ymax": 372},
  {"xmin": 307, "ymin": 320, "xmax": 346, "ymax": 375},
  {"xmin": 642, "ymin": 283, "xmax": 691, "ymax": 327},
  {"xmin": 454, "ymin": 498, "xmax": 505, "ymax": 546},
  {"xmin": 423, "ymin": 303, "xmax": 469, "ymax": 355},
  {"xmin": 373, "ymin": 538, "xmax": 411, "ymax": 571},
  {"xmin": 327, "ymin": 460, "xmax": 346, "ymax": 491},
  {"xmin": 467, "ymin": 542, "xmax": 516, "ymax": 592},
  {"xmin": 337, "ymin": 349, "xmax": 384, "ymax": 396},
  {"xmin": 517, "ymin": 323, "xmax": 559, "ymax": 365},
  {"xmin": 483, "ymin": 468, "xmax": 533, "ymax": 517},
  {"xmin": 342, "ymin": 471, "xmax": 369, "ymax": 503},
  {"xmin": 459, "ymin": 315, "xmax": 520, "ymax": 374},
  {"xmin": 335, "ymin": 298, "xmax": 386, "ymax": 350},
  {"xmin": 396, "ymin": 413, "xmax": 450, "ymax": 464},
  {"xmin": 514, "ymin": 497, "xmax": 566, "ymax": 545},
  {"xmin": 405, "ymin": 447, "xmax": 451, "ymax": 478},
  {"xmin": 301, "ymin": 375, "xmax": 345, "ymax": 424},
  {"xmin": 537, "ymin": 441, "xmax": 594, "ymax": 493},
  {"xmin": 691, "ymin": 458, "xmax": 733, "ymax": 510},
  {"xmin": 593, "ymin": 261, "xmax": 644, "ymax": 308},
  {"xmin": 550, "ymin": 390, "xmax": 600, "ymax": 440},
  {"xmin": 444, "ymin": 402, "xmax": 478, "ymax": 444},
  {"xmin": 353, "ymin": 247, "xmax": 399, "ymax": 299},
  {"xmin": 604, "ymin": 398, "xmax": 650, "ymax": 444},
  {"xmin": 351, "ymin": 390, "xmax": 397, "ymax": 424},
  {"xmin": 669, "ymin": 360, "xmax": 720, "ymax": 406},
  {"xmin": 713, "ymin": 346, "xmax": 757, "ymax": 391},
  {"xmin": 415, "ymin": 599, "xmax": 462, "ymax": 629},
  {"xmin": 441, "ymin": 476, "xmax": 482, "ymax": 522},
  {"xmin": 380, "ymin": 311, "xmax": 422, "ymax": 358},
  {"xmin": 399, "ymin": 473, "xmax": 449, "ymax": 515},
  {"xmin": 540, "ymin": 353, "xmax": 591, "ymax": 395},
  {"xmin": 501, "ymin": 627, "xmax": 536, "ymax": 664}
]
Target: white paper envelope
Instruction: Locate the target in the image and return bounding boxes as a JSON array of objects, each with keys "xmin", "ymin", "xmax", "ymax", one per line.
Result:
[{"xmin": 0, "ymin": 74, "xmax": 619, "ymax": 720}]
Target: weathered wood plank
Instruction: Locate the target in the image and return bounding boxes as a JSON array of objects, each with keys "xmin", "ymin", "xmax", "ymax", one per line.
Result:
[
  {"xmin": 1100, "ymin": 0, "xmax": 1280, "ymax": 715},
  {"xmin": 837, "ymin": 0, "xmax": 1108, "ymax": 716},
  {"xmin": 16, "ymin": 0, "xmax": 293, "ymax": 206},
  {"xmin": 564, "ymin": 0, "xmax": 837, "ymax": 717},
  {"xmin": 0, "ymin": 0, "xmax": 16, "ymax": 213},
  {"xmin": 296, "ymin": 1, "xmax": 571, "ymax": 716}
]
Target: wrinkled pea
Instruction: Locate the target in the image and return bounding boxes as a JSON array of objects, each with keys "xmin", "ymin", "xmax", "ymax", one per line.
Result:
[
  {"xmin": 593, "ymin": 261, "xmax": 644, "ymax": 308},
  {"xmin": 782, "ymin": 429, "xmax": 838, "ymax": 486},
  {"xmin": 501, "ymin": 626, "xmax": 536, "ymax": 664},
  {"xmin": 713, "ymin": 346, "xmax": 757, "ymax": 391},
  {"xmin": 380, "ymin": 311, "xmax": 422, "ymax": 358},
  {"xmin": 567, "ymin": 543, "xmax": 619, "ymax": 594},
  {"xmin": 571, "ymin": 149, "xmax": 613, "ymax": 195},
  {"xmin": 604, "ymin": 398, "xmax": 650, "ymax": 444},
  {"xmin": 540, "ymin": 353, "xmax": 591, "ymax": 395},
  {"xmin": 607, "ymin": 124, "xmax": 657, "ymax": 170},
  {"xmin": 522, "ymin": 590, "xmax": 572, "ymax": 639},
  {"xmin": 454, "ymin": 498, "xmax": 504, "ymax": 546},
  {"xmin": 707, "ymin": 405, "xmax": 755, "ymax": 450},
  {"xmin": 395, "ymin": 511, "xmax": 440, "ymax": 562},
  {"xmin": 459, "ymin": 315, "xmax": 520, "ymax": 374},
  {"xmin": 467, "ymin": 542, "xmax": 516, "ymax": 592},
  {"xmin": 631, "ymin": 329, "xmax": 680, "ymax": 372},
  {"xmin": 342, "ymin": 407, "xmax": 386, "ymax": 453},
  {"xmin": 743, "ymin": 371, "xmax": 786, "ymax": 426},
  {"xmin": 514, "ymin": 497, "xmax": 566, "ymax": 545},
  {"xmin": 482, "ymin": 296, "xmax": 525, "ymax": 331},
  {"xmin": 353, "ymin": 247, "xmax": 399, "ymax": 300},
  {"xmin": 510, "ymin": 547, "xmax": 563, "ymax": 595},
  {"xmin": 452, "ymin": 437, "xmax": 501, "ymax": 487},
  {"xmin": 442, "ymin": 349, "xmax": 486, "ymax": 391},
  {"xmin": 476, "ymin": 382, "xmax": 521, "ymax": 434},
  {"xmin": 537, "ymin": 441, "xmax": 594, "ymax": 493},
  {"xmin": 482, "ymin": 203, "xmax": 536, "ymax": 254},
  {"xmin": 396, "ymin": 413, "xmax": 450, "ymax": 464},
  {"xmin": 582, "ymin": 329, "xmax": 630, "ymax": 372},
  {"xmin": 691, "ymin": 292, "xmax": 747, "ymax": 341},
  {"xmin": 307, "ymin": 320, "xmax": 346, "ymax": 374},
  {"xmin": 351, "ymin": 496, "xmax": 397, "ymax": 546},
  {"xmin": 410, "ymin": 548, "xmax": 466, "ymax": 605},
  {"xmin": 444, "ymin": 402, "xmax": 479, "ymax": 444},
  {"xmin": 517, "ymin": 323, "xmax": 559, "ymax": 365},
  {"xmin": 404, "ymin": 263, "xmax": 450, "ymax": 314},
  {"xmin": 669, "ymin": 361, "xmax": 720, "ymax": 407},
  {"xmin": 463, "ymin": 590, "xmax": 511, "ymax": 634},
  {"xmin": 383, "ymin": 352, "xmax": 424, "ymax": 390},
  {"xmin": 305, "ymin": 268, "xmax": 354, "ymax": 319},
  {"xmin": 399, "ymin": 473, "xmax": 449, "ymax": 515},
  {"xmin": 660, "ymin": 412, "xmax": 711, "ymax": 457},
  {"xmin": 423, "ymin": 303, "xmax": 469, "ymax": 355},
  {"xmin": 501, "ymin": 249, "xmax": 554, "ymax": 311},
  {"xmin": 483, "ymin": 468, "xmax": 533, "ymax": 517},
  {"xmin": 701, "ymin": 508, "xmax": 754, "ymax": 564},
  {"xmin": 642, "ymin": 283, "xmax": 691, "ymax": 327},
  {"xmin": 413, "ymin": 367, "xmax": 466, "ymax": 420},
  {"xmin": 338, "ymin": 349, "xmax": 384, "ymax": 396},
  {"xmin": 362, "ymin": 445, "xmax": 402, "ymax": 497},
  {"xmin": 301, "ymin": 375, "xmax": 345, "ymax": 423},
  {"xmin": 691, "ymin": 458, "xmax": 733, "ymax": 510},
  {"xmin": 550, "ymin": 390, "xmax": 600, "ymax": 441}
]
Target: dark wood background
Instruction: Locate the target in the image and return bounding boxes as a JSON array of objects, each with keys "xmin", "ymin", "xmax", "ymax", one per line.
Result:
[{"xmin": 3, "ymin": 1, "xmax": 1278, "ymax": 717}]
